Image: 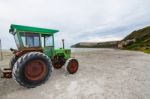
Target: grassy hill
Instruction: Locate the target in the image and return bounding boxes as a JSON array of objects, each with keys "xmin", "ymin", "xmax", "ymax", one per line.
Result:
[
  {"xmin": 123, "ymin": 26, "xmax": 150, "ymax": 53},
  {"xmin": 71, "ymin": 26, "xmax": 150, "ymax": 53}
]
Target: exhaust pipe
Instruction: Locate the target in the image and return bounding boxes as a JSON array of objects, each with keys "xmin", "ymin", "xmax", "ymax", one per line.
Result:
[{"xmin": 62, "ymin": 39, "xmax": 65, "ymax": 49}]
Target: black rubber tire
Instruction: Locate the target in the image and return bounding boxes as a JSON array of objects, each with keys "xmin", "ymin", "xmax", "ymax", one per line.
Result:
[
  {"xmin": 9, "ymin": 55, "xmax": 18, "ymax": 69},
  {"xmin": 12, "ymin": 52, "xmax": 52, "ymax": 88},
  {"xmin": 53, "ymin": 56, "xmax": 66, "ymax": 69},
  {"xmin": 67, "ymin": 58, "xmax": 79, "ymax": 74}
]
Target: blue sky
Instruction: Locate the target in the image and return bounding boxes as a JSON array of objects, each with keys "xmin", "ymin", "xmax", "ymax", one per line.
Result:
[{"xmin": 0, "ymin": 0, "xmax": 150, "ymax": 49}]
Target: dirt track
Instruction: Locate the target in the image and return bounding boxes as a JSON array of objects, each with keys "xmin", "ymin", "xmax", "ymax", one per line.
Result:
[{"xmin": 0, "ymin": 48, "xmax": 150, "ymax": 99}]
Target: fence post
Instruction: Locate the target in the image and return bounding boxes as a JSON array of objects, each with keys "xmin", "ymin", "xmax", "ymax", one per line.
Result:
[{"xmin": 0, "ymin": 39, "xmax": 3, "ymax": 60}]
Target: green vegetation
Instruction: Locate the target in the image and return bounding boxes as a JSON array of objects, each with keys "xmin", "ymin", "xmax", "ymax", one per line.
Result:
[{"xmin": 124, "ymin": 26, "xmax": 150, "ymax": 54}]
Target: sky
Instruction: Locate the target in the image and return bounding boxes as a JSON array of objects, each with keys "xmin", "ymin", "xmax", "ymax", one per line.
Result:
[{"xmin": 0, "ymin": 0, "xmax": 150, "ymax": 49}]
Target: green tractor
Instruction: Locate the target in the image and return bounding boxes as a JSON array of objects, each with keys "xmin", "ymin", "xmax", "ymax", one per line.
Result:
[{"xmin": 2, "ymin": 24, "xmax": 79, "ymax": 88}]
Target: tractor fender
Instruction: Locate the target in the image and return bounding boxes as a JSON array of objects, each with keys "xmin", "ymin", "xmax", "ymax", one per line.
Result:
[{"xmin": 15, "ymin": 48, "xmax": 43, "ymax": 57}]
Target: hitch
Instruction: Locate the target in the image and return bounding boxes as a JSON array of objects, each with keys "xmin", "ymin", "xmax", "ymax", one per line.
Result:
[{"xmin": 0, "ymin": 68, "xmax": 12, "ymax": 78}]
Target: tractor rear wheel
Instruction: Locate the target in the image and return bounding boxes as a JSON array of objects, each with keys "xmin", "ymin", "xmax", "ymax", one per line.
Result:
[
  {"xmin": 66, "ymin": 58, "xmax": 79, "ymax": 74},
  {"xmin": 12, "ymin": 52, "xmax": 52, "ymax": 88},
  {"xmin": 9, "ymin": 55, "xmax": 18, "ymax": 69}
]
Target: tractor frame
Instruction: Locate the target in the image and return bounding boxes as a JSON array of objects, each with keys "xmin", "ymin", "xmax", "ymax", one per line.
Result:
[{"xmin": 1, "ymin": 24, "xmax": 79, "ymax": 88}]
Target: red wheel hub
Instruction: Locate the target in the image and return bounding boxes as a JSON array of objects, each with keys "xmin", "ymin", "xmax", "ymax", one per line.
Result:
[
  {"xmin": 25, "ymin": 60, "xmax": 47, "ymax": 81},
  {"xmin": 68, "ymin": 60, "xmax": 78, "ymax": 73}
]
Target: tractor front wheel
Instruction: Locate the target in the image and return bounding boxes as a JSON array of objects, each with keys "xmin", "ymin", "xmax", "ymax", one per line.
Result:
[
  {"xmin": 12, "ymin": 52, "xmax": 52, "ymax": 88},
  {"xmin": 53, "ymin": 56, "xmax": 66, "ymax": 69},
  {"xmin": 66, "ymin": 58, "xmax": 79, "ymax": 74}
]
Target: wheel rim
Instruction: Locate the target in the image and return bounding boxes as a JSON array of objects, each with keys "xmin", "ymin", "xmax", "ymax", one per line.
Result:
[
  {"xmin": 25, "ymin": 60, "xmax": 47, "ymax": 81},
  {"xmin": 69, "ymin": 60, "xmax": 78, "ymax": 73}
]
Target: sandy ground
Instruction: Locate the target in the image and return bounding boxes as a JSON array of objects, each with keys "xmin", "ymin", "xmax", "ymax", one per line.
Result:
[{"xmin": 0, "ymin": 48, "xmax": 150, "ymax": 99}]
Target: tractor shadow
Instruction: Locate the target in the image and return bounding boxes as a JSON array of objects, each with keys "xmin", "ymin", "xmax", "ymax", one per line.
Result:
[{"xmin": 52, "ymin": 66, "xmax": 71, "ymax": 77}]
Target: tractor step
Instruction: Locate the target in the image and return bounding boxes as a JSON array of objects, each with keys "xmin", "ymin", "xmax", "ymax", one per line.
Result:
[{"xmin": 0, "ymin": 68, "xmax": 12, "ymax": 78}]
